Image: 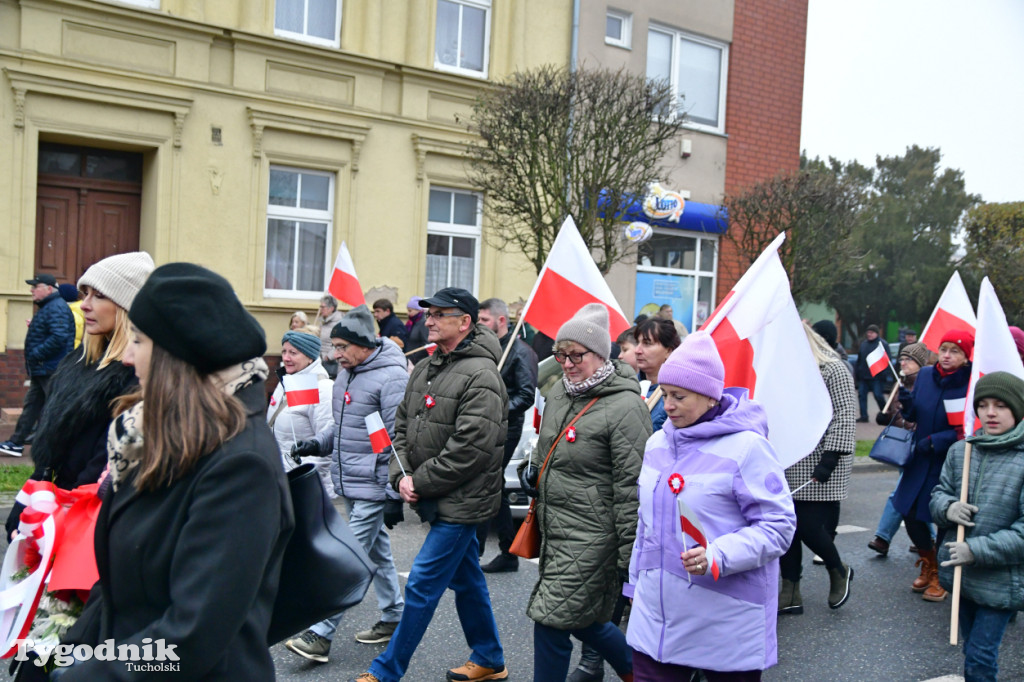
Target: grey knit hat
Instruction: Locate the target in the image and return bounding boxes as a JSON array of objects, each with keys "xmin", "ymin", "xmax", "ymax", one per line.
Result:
[
  {"xmin": 78, "ymin": 251, "xmax": 155, "ymax": 311},
  {"xmin": 556, "ymin": 303, "xmax": 611, "ymax": 360},
  {"xmin": 898, "ymin": 342, "xmax": 930, "ymax": 370},
  {"xmin": 330, "ymin": 304, "xmax": 378, "ymax": 348},
  {"xmin": 973, "ymin": 371, "xmax": 1024, "ymax": 424}
]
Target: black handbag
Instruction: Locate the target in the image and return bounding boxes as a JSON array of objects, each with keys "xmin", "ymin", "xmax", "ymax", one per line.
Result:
[
  {"xmin": 267, "ymin": 463, "xmax": 377, "ymax": 644},
  {"xmin": 869, "ymin": 419, "xmax": 914, "ymax": 468}
]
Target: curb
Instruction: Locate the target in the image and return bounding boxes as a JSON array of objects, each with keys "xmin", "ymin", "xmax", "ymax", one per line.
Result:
[{"xmin": 852, "ymin": 456, "xmax": 897, "ymax": 474}]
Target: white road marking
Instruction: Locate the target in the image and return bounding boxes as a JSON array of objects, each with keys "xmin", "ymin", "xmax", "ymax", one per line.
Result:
[{"xmin": 836, "ymin": 524, "xmax": 869, "ymax": 534}]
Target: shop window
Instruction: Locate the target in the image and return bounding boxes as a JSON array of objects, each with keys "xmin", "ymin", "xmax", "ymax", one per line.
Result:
[
  {"xmin": 265, "ymin": 166, "xmax": 334, "ymax": 297},
  {"xmin": 636, "ymin": 233, "xmax": 718, "ymax": 331},
  {"xmin": 425, "ymin": 187, "xmax": 480, "ymax": 295}
]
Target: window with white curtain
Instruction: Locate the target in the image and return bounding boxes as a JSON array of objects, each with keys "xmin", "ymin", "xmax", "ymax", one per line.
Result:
[
  {"xmin": 265, "ymin": 167, "xmax": 334, "ymax": 297},
  {"xmin": 434, "ymin": 0, "xmax": 490, "ymax": 77},
  {"xmin": 646, "ymin": 26, "xmax": 728, "ymax": 133},
  {"xmin": 425, "ymin": 187, "xmax": 481, "ymax": 296},
  {"xmin": 275, "ymin": 0, "xmax": 342, "ymax": 48}
]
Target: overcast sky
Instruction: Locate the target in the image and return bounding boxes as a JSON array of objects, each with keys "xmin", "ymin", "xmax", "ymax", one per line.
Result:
[{"xmin": 800, "ymin": 0, "xmax": 1024, "ymax": 204}]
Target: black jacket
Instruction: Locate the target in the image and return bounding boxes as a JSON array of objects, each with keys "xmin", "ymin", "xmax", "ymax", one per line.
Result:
[
  {"xmin": 377, "ymin": 312, "xmax": 408, "ymax": 346},
  {"xmin": 855, "ymin": 336, "xmax": 890, "ymax": 381},
  {"xmin": 24, "ymin": 290, "xmax": 74, "ymax": 376},
  {"xmin": 498, "ymin": 331, "xmax": 538, "ymax": 433},
  {"xmin": 406, "ymin": 313, "xmax": 430, "ymax": 364},
  {"xmin": 61, "ymin": 381, "xmax": 294, "ymax": 681}
]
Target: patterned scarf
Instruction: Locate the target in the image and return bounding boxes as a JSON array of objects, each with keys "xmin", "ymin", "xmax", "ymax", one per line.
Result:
[
  {"xmin": 563, "ymin": 359, "xmax": 615, "ymax": 396},
  {"xmin": 106, "ymin": 358, "xmax": 268, "ymax": 492}
]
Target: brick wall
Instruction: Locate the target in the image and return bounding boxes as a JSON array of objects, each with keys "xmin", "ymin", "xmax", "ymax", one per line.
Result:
[
  {"xmin": 719, "ymin": 0, "xmax": 809, "ymax": 301},
  {"xmin": 0, "ymin": 351, "xmax": 28, "ymax": 408}
]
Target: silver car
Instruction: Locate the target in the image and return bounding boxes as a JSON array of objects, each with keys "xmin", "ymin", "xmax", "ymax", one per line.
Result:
[{"xmin": 504, "ymin": 355, "xmax": 562, "ymax": 519}]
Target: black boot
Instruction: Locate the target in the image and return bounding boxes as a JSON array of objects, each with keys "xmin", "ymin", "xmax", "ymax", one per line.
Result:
[
  {"xmin": 568, "ymin": 644, "xmax": 604, "ymax": 682},
  {"xmin": 481, "ymin": 552, "xmax": 519, "ymax": 573}
]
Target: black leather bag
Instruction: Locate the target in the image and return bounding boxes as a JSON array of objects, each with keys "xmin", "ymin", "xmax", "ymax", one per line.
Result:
[
  {"xmin": 267, "ymin": 463, "xmax": 377, "ymax": 644},
  {"xmin": 869, "ymin": 423, "xmax": 914, "ymax": 468}
]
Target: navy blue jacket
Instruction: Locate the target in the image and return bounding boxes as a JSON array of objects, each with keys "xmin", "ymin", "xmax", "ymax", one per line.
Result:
[
  {"xmin": 854, "ymin": 336, "xmax": 890, "ymax": 381},
  {"xmin": 377, "ymin": 312, "xmax": 409, "ymax": 346},
  {"xmin": 24, "ymin": 290, "xmax": 74, "ymax": 376},
  {"xmin": 893, "ymin": 363, "xmax": 970, "ymax": 523}
]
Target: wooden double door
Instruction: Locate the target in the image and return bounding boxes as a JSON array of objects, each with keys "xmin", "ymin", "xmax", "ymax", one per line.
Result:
[{"xmin": 34, "ymin": 144, "xmax": 142, "ymax": 284}]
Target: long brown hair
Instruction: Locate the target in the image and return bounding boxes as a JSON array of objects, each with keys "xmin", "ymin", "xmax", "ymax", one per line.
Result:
[{"xmin": 134, "ymin": 343, "xmax": 246, "ymax": 491}]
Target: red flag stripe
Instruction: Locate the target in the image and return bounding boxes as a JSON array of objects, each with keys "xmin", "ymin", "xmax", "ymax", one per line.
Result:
[
  {"xmin": 524, "ymin": 269, "xmax": 630, "ymax": 341},
  {"xmin": 867, "ymin": 344, "xmax": 890, "ymax": 377},
  {"xmin": 709, "ymin": 316, "xmax": 757, "ymax": 396},
  {"xmin": 285, "ymin": 387, "xmax": 320, "ymax": 407},
  {"xmin": 921, "ymin": 308, "xmax": 975, "ymax": 357},
  {"xmin": 680, "ymin": 516, "xmax": 708, "ymax": 548},
  {"xmin": 368, "ymin": 429, "xmax": 392, "ymax": 454},
  {"xmin": 328, "ymin": 268, "xmax": 365, "ymax": 308}
]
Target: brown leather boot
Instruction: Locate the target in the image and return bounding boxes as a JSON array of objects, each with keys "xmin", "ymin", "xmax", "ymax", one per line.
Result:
[
  {"xmin": 920, "ymin": 548, "xmax": 947, "ymax": 601},
  {"xmin": 911, "ymin": 549, "xmax": 930, "ymax": 592}
]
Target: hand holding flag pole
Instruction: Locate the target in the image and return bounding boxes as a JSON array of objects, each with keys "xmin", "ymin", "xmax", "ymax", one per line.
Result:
[{"xmin": 282, "ymin": 374, "xmax": 321, "ymax": 463}]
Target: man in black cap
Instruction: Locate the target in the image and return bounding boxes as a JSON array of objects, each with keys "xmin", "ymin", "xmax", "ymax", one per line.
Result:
[
  {"xmin": 854, "ymin": 324, "xmax": 890, "ymax": 423},
  {"xmin": 1, "ymin": 275, "xmax": 74, "ymax": 456},
  {"xmin": 354, "ymin": 287, "xmax": 510, "ymax": 682}
]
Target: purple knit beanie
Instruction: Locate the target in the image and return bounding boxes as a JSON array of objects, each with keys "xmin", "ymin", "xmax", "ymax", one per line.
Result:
[{"xmin": 657, "ymin": 330, "xmax": 724, "ymax": 400}]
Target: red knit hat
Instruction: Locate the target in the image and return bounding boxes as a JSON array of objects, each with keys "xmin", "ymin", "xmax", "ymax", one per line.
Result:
[
  {"xmin": 939, "ymin": 328, "xmax": 974, "ymax": 360},
  {"xmin": 1010, "ymin": 326, "xmax": 1024, "ymax": 362}
]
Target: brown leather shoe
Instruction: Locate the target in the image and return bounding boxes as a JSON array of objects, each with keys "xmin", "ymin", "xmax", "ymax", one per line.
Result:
[
  {"xmin": 867, "ymin": 536, "xmax": 890, "ymax": 556},
  {"xmin": 447, "ymin": 661, "xmax": 509, "ymax": 681},
  {"xmin": 911, "ymin": 552, "xmax": 931, "ymax": 592},
  {"xmin": 920, "ymin": 548, "xmax": 946, "ymax": 601}
]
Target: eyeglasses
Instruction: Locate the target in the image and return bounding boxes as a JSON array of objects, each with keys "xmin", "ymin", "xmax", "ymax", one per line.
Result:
[
  {"xmin": 332, "ymin": 342, "xmax": 351, "ymax": 352},
  {"xmin": 553, "ymin": 350, "xmax": 594, "ymax": 364},
  {"xmin": 425, "ymin": 311, "xmax": 465, "ymax": 320}
]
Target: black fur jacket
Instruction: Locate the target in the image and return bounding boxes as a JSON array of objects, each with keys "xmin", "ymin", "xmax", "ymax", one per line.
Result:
[{"xmin": 6, "ymin": 349, "xmax": 136, "ymax": 536}]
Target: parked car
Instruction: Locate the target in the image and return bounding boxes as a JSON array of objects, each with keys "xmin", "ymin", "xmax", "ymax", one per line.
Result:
[{"xmin": 505, "ymin": 355, "xmax": 561, "ymax": 519}]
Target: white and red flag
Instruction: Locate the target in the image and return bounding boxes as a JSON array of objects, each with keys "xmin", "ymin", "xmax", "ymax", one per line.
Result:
[
  {"xmin": 520, "ymin": 217, "xmax": 630, "ymax": 340},
  {"xmin": 327, "ymin": 241, "xmax": 366, "ymax": 307},
  {"xmin": 921, "ymin": 271, "xmax": 977, "ymax": 356},
  {"xmin": 700, "ymin": 232, "xmax": 831, "ymax": 467},
  {"xmin": 365, "ymin": 411, "xmax": 393, "ymax": 454},
  {"xmin": 865, "ymin": 343, "xmax": 891, "ymax": 377},
  {"xmin": 677, "ymin": 495, "xmax": 720, "ymax": 581},
  {"xmin": 961, "ymin": 278, "xmax": 1024, "ymax": 434},
  {"xmin": 282, "ymin": 374, "xmax": 320, "ymax": 407}
]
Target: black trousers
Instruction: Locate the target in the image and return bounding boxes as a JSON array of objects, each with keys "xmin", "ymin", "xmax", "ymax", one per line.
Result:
[
  {"xmin": 477, "ymin": 421, "xmax": 523, "ymax": 555},
  {"xmin": 11, "ymin": 375, "xmax": 50, "ymax": 444},
  {"xmin": 780, "ymin": 500, "xmax": 843, "ymax": 580}
]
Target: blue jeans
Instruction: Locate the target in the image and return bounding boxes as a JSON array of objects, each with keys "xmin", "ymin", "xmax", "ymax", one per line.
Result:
[
  {"xmin": 368, "ymin": 521, "xmax": 503, "ymax": 682},
  {"xmin": 858, "ymin": 377, "xmax": 885, "ymax": 419},
  {"xmin": 533, "ymin": 621, "xmax": 631, "ymax": 682},
  {"xmin": 875, "ymin": 478, "xmax": 935, "ymax": 544},
  {"xmin": 312, "ymin": 498, "xmax": 404, "ymax": 640},
  {"xmin": 960, "ymin": 598, "xmax": 1014, "ymax": 682}
]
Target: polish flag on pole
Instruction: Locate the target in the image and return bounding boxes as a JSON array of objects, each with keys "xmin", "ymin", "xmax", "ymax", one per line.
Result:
[
  {"xmin": 921, "ymin": 271, "xmax": 977, "ymax": 356},
  {"xmin": 365, "ymin": 411, "xmax": 393, "ymax": 454},
  {"xmin": 520, "ymin": 216, "xmax": 630, "ymax": 340},
  {"xmin": 282, "ymin": 374, "xmax": 320, "ymax": 407},
  {"xmin": 327, "ymin": 241, "xmax": 366, "ymax": 307},
  {"xmin": 866, "ymin": 343, "xmax": 891, "ymax": 377},
  {"xmin": 677, "ymin": 496, "xmax": 720, "ymax": 581},
  {"xmin": 962, "ymin": 278, "xmax": 1024, "ymax": 434},
  {"xmin": 700, "ymin": 232, "xmax": 831, "ymax": 467}
]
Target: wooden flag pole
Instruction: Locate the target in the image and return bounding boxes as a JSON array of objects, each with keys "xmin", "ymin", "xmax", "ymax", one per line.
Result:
[
  {"xmin": 497, "ymin": 314, "xmax": 527, "ymax": 372},
  {"xmin": 950, "ymin": 441, "xmax": 973, "ymax": 646},
  {"xmin": 881, "ymin": 383, "xmax": 900, "ymax": 414},
  {"xmin": 404, "ymin": 343, "xmax": 433, "ymax": 357}
]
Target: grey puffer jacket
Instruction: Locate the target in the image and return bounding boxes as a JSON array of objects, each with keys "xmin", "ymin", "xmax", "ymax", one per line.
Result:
[
  {"xmin": 389, "ymin": 325, "xmax": 508, "ymax": 524},
  {"xmin": 522, "ymin": 361, "xmax": 651, "ymax": 629},
  {"xmin": 313, "ymin": 339, "xmax": 409, "ymax": 501}
]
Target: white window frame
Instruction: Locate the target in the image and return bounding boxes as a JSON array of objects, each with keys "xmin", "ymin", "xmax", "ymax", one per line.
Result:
[
  {"xmin": 274, "ymin": 0, "xmax": 342, "ymax": 49},
  {"xmin": 96, "ymin": 0, "xmax": 160, "ymax": 8},
  {"xmin": 264, "ymin": 165, "xmax": 336, "ymax": 300},
  {"xmin": 426, "ymin": 187, "xmax": 482, "ymax": 295},
  {"xmin": 433, "ymin": 0, "xmax": 491, "ymax": 79},
  {"xmin": 636, "ymin": 231, "xmax": 718, "ymax": 331},
  {"xmin": 605, "ymin": 9, "xmax": 632, "ymax": 49},
  {"xmin": 647, "ymin": 25, "xmax": 729, "ymax": 134}
]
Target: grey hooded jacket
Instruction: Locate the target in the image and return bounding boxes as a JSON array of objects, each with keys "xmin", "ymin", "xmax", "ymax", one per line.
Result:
[{"xmin": 313, "ymin": 338, "xmax": 409, "ymax": 500}]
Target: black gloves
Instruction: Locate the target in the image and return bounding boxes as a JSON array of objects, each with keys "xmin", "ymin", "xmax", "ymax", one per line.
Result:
[
  {"xmin": 383, "ymin": 498, "xmax": 405, "ymax": 529},
  {"xmin": 414, "ymin": 498, "xmax": 439, "ymax": 524},
  {"xmin": 290, "ymin": 439, "xmax": 321, "ymax": 462},
  {"xmin": 914, "ymin": 436, "xmax": 932, "ymax": 456},
  {"xmin": 519, "ymin": 465, "xmax": 539, "ymax": 498},
  {"xmin": 812, "ymin": 451, "xmax": 841, "ymax": 484}
]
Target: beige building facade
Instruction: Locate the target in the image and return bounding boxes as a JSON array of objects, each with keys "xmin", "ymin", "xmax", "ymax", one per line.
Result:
[{"xmin": 0, "ymin": 0, "xmax": 570, "ymax": 401}]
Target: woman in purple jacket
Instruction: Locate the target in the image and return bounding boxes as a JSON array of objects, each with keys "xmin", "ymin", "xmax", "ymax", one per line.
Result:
[{"xmin": 625, "ymin": 332, "xmax": 796, "ymax": 681}]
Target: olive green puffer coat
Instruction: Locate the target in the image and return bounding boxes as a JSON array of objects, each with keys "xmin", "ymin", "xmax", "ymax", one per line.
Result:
[
  {"xmin": 390, "ymin": 324, "xmax": 508, "ymax": 524},
  {"xmin": 522, "ymin": 361, "xmax": 651, "ymax": 629}
]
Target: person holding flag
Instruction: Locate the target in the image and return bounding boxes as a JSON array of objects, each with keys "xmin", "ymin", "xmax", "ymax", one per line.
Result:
[
  {"xmin": 625, "ymin": 331, "xmax": 795, "ymax": 680},
  {"xmin": 854, "ymin": 324, "xmax": 891, "ymax": 422},
  {"xmin": 930, "ymin": 372, "xmax": 1024, "ymax": 682},
  {"xmin": 894, "ymin": 328, "xmax": 973, "ymax": 602},
  {"xmin": 266, "ymin": 328, "xmax": 335, "ymax": 498}
]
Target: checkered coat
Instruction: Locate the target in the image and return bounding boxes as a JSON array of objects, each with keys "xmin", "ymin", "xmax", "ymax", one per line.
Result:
[{"xmin": 785, "ymin": 359, "xmax": 857, "ymax": 502}]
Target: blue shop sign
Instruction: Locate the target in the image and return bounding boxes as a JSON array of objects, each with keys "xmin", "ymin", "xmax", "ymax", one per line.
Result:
[{"xmin": 597, "ymin": 186, "xmax": 728, "ymax": 234}]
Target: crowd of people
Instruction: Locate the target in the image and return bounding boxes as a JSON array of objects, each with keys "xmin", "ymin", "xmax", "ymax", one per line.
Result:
[{"xmin": 6, "ymin": 258, "xmax": 1024, "ymax": 682}]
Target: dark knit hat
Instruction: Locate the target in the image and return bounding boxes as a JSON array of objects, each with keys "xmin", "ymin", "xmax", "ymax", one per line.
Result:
[
  {"xmin": 330, "ymin": 304, "xmax": 378, "ymax": 348},
  {"xmin": 282, "ymin": 330, "xmax": 321, "ymax": 361},
  {"xmin": 898, "ymin": 342, "xmax": 930, "ymax": 369},
  {"xmin": 973, "ymin": 371, "xmax": 1024, "ymax": 424},
  {"xmin": 866, "ymin": 324, "xmax": 880, "ymax": 334},
  {"xmin": 129, "ymin": 263, "xmax": 266, "ymax": 373},
  {"xmin": 940, "ymin": 328, "xmax": 974, "ymax": 359},
  {"xmin": 811, "ymin": 320, "xmax": 838, "ymax": 349},
  {"xmin": 420, "ymin": 287, "xmax": 479, "ymax": 323},
  {"xmin": 657, "ymin": 331, "xmax": 725, "ymax": 401},
  {"xmin": 58, "ymin": 283, "xmax": 80, "ymax": 303},
  {"xmin": 556, "ymin": 303, "xmax": 611, "ymax": 360}
]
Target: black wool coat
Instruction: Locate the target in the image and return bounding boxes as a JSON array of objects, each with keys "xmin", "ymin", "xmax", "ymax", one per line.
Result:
[{"xmin": 61, "ymin": 381, "xmax": 294, "ymax": 681}]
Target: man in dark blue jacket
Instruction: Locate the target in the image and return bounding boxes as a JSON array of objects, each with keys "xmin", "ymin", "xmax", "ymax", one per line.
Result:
[
  {"xmin": 1, "ymin": 274, "xmax": 74, "ymax": 456},
  {"xmin": 854, "ymin": 324, "xmax": 889, "ymax": 423},
  {"xmin": 373, "ymin": 298, "xmax": 409, "ymax": 348}
]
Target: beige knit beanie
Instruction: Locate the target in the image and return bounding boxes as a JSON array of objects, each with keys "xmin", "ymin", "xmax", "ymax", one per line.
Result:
[
  {"xmin": 78, "ymin": 251, "xmax": 156, "ymax": 311},
  {"xmin": 556, "ymin": 303, "xmax": 611, "ymax": 360}
]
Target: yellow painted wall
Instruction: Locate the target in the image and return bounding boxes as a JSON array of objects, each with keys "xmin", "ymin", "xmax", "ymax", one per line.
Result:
[{"xmin": 0, "ymin": 0, "xmax": 572, "ymax": 357}]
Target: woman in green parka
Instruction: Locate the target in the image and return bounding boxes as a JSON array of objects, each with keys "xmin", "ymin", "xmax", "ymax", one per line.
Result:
[{"xmin": 518, "ymin": 303, "xmax": 652, "ymax": 682}]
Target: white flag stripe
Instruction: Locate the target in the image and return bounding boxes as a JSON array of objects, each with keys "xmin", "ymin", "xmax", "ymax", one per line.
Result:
[
  {"xmin": 703, "ymin": 232, "xmax": 787, "ymax": 336},
  {"xmin": 944, "ymin": 398, "xmax": 966, "ymax": 415},
  {"xmin": 365, "ymin": 411, "xmax": 386, "ymax": 434},
  {"xmin": 866, "ymin": 343, "xmax": 887, "ymax": 368},
  {"xmin": 282, "ymin": 374, "xmax": 319, "ymax": 393},
  {"xmin": 963, "ymin": 278, "xmax": 1024, "ymax": 431}
]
